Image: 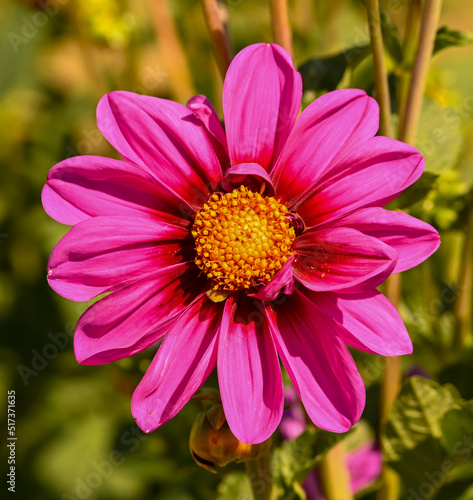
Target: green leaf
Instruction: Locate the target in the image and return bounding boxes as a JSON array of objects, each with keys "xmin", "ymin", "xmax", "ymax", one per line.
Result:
[
  {"xmin": 434, "ymin": 26, "xmax": 473, "ymax": 54},
  {"xmin": 436, "ymin": 482, "xmax": 473, "ymax": 500},
  {"xmin": 431, "ymin": 400, "xmax": 473, "ymax": 500},
  {"xmin": 299, "ymin": 45, "xmax": 371, "ymax": 93},
  {"xmin": 271, "ymin": 426, "xmax": 345, "ymax": 500},
  {"xmin": 383, "ymin": 377, "xmax": 461, "ymax": 460},
  {"xmin": 217, "ymin": 471, "xmax": 252, "ymax": 500},
  {"xmin": 382, "ymin": 377, "xmax": 462, "ymax": 493},
  {"xmin": 416, "ymin": 99, "xmax": 464, "ymax": 175},
  {"xmin": 440, "ymin": 401, "xmax": 473, "ymax": 460}
]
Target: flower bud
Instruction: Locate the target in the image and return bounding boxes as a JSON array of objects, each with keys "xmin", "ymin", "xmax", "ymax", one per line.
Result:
[{"xmin": 189, "ymin": 405, "xmax": 271, "ymax": 473}]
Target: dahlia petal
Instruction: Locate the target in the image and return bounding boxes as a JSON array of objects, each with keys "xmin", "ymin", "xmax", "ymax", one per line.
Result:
[
  {"xmin": 298, "ymin": 136, "xmax": 425, "ymax": 227},
  {"xmin": 218, "ymin": 296, "xmax": 284, "ymax": 444},
  {"xmin": 266, "ymin": 290, "xmax": 365, "ymax": 432},
  {"xmin": 47, "ymin": 216, "xmax": 192, "ymax": 302},
  {"xmin": 305, "ymin": 289, "xmax": 413, "ymax": 356},
  {"xmin": 42, "ymin": 156, "xmax": 190, "ymax": 226},
  {"xmin": 74, "ymin": 263, "xmax": 203, "ymax": 364},
  {"xmin": 329, "ymin": 207, "xmax": 440, "ymax": 273},
  {"xmin": 221, "ymin": 163, "xmax": 275, "ymax": 196},
  {"xmin": 132, "ymin": 295, "xmax": 221, "ymax": 433},
  {"xmin": 272, "ymin": 89, "xmax": 378, "ymax": 207},
  {"xmin": 187, "ymin": 94, "xmax": 229, "ymax": 170},
  {"xmin": 97, "ymin": 91, "xmax": 222, "ymax": 210},
  {"xmin": 223, "ymin": 43, "xmax": 302, "ymax": 171},
  {"xmin": 250, "ymin": 255, "xmax": 295, "ymax": 301},
  {"xmin": 292, "ymin": 227, "xmax": 398, "ymax": 292}
]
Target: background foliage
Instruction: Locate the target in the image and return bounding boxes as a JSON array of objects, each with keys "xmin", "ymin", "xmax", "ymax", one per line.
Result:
[{"xmin": 0, "ymin": 0, "xmax": 472, "ymax": 499}]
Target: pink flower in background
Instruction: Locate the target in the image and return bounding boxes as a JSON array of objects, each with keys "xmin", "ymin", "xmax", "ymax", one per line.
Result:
[
  {"xmin": 280, "ymin": 384, "xmax": 307, "ymax": 440},
  {"xmin": 346, "ymin": 443, "xmax": 382, "ymax": 494},
  {"xmin": 42, "ymin": 43, "xmax": 440, "ymax": 444},
  {"xmin": 303, "ymin": 442, "xmax": 382, "ymax": 499},
  {"xmin": 281, "ymin": 388, "xmax": 382, "ymax": 498}
]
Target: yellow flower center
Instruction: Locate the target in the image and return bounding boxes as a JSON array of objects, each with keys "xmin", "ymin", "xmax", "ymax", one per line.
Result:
[{"xmin": 192, "ymin": 185, "xmax": 296, "ymax": 291}]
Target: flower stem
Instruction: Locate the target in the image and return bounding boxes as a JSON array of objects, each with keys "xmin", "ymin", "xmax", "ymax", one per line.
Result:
[
  {"xmin": 318, "ymin": 442, "xmax": 353, "ymax": 500},
  {"xmin": 378, "ymin": 468, "xmax": 401, "ymax": 500},
  {"xmin": 381, "ymin": 273, "xmax": 402, "ymax": 423},
  {"xmin": 146, "ymin": 0, "xmax": 195, "ymax": 102},
  {"xmin": 378, "ymin": 4, "xmax": 442, "ymax": 500},
  {"xmin": 245, "ymin": 452, "xmax": 276, "ymax": 500},
  {"xmin": 398, "ymin": 0, "xmax": 422, "ymax": 123},
  {"xmin": 201, "ymin": 0, "xmax": 233, "ymax": 79},
  {"xmin": 379, "ymin": 273, "xmax": 402, "ymax": 500},
  {"xmin": 398, "ymin": 0, "xmax": 443, "ymax": 144},
  {"xmin": 380, "ymin": 354, "xmax": 401, "ymax": 425},
  {"xmin": 270, "ymin": 0, "xmax": 294, "ymax": 60},
  {"xmin": 401, "ymin": 0, "xmax": 422, "ymax": 57},
  {"xmin": 365, "ymin": 0, "xmax": 392, "ymax": 138},
  {"xmin": 453, "ymin": 197, "xmax": 473, "ymax": 353}
]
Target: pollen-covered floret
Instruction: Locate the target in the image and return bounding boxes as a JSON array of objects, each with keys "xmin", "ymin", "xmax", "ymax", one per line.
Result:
[{"xmin": 191, "ymin": 185, "xmax": 296, "ymax": 291}]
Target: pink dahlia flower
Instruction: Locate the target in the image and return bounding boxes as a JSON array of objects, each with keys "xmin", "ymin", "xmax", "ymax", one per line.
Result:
[{"xmin": 42, "ymin": 43, "xmax": 440, "ymax": 444}]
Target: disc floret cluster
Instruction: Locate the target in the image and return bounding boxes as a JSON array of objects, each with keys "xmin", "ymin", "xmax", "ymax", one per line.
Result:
[{"xmin": 192, "ymin": 185, "xmax": 296, "ymax": 291}]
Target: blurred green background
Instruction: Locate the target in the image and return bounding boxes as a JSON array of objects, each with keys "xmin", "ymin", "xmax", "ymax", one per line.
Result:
[{"xmin": 1, "ymin": 1, "xmax": 472, "ymax": 499}]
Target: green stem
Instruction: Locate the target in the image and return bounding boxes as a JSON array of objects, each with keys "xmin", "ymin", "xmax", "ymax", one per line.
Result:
[
  {"xmin": 378, "ymin": 274, "xmax": 402, "ymax": 500},
  {"xmin": 453, "ymin": 197, "xmax": 473, "ymax": 353},
  {"xmin": 380, "ymin": 355, "xmax": 401, "ymax": 426},
  {"xmin": 380, "ymin": 274, "xmax": 402, "ymax": 429},
  {"xmin": 398, "ymin": 0, "xmax": 444, "ymax": 144},
  {"xmin": 293, "ymin": 0, "xmax": 315, "ymax": 40},
  {"xmin": 245, "ymin": 452, "xmax": 276, "ymax": 500},
  {"xmin": 318, "ymin": 442, "xmax": 353, "ymax": 500},
  {"xmin": 201, "ymin": 0, "xmax": 233, "ymax": 79},
  {"xmin": 270, "ymin": 0, "xmax": 294, "ymax": 60},
  {"xmin": 321, "ymin": 0, "xmax": 345, "ymax": 53},
  {"xmin": 382, "ymin": 273, "xmax": 402, "ymax": 402},
  {"xmin": 378, "ymin": 5, "xmax": 443, "ymax": 500},
  {"xmin": 365, "ymin": 0, "xmax": 392, "ymax": 138},
  {"xmin": 398, "ymin": 0, "xmax": 422, "ymax": 123},
  {"xmin": 401, "ymin": 0, "xmax": 422, "ymax": 55}
]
